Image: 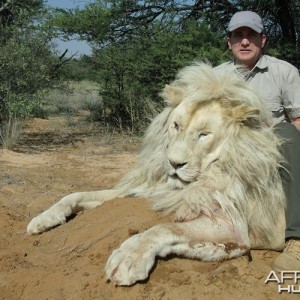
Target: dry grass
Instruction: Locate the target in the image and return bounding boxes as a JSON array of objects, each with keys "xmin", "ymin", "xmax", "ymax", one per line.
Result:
[
  {"xmin": 43, "ymin": 80, "xmax": 102, "ymax": 116},
  {"xmin": 0, "ymin": 116, "xmax": 22, "ymax": 149}
]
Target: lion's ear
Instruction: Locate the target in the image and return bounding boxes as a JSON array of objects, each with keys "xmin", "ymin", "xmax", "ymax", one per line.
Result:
[
  {"xmin": 231, "ymin": 104, "xmax": 260, "ymax": 126},
  {"xmin": 160, "ymin": 84, "xmax": 184, "ymax": 107}
]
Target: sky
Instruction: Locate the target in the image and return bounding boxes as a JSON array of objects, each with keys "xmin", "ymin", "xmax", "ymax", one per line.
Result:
[{"xmin": 46, "ymin": 0, "xmax": 93, "ymax": 58}]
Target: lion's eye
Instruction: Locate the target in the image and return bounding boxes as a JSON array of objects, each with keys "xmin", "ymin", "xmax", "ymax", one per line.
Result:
[
  {"xmin": 173, "ymin": 122, "xmax": 179, "ymax": 131},
  {"xmin": 198, "ymin": 132, "xmax": 209, "ymax": 141}
]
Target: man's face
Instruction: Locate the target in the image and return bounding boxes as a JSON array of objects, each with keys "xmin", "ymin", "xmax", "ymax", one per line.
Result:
[{"xmin": 227, "ymin": 27, "xmax": 266, "ymax": 69}]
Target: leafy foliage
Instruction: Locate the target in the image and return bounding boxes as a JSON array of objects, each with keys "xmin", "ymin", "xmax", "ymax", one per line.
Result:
[
  {"xmin": 50, "ymin": 2, "xmax": 112, "ymax": 42},
  {"xmin": 0, "ymin": 1, "xmax": 60, "ymax": 124}
]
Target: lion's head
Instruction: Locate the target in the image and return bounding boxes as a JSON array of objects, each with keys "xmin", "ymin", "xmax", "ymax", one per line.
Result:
[{"xmin": 162, "ymin": 63, "xmax": 274, "ymax": 190}]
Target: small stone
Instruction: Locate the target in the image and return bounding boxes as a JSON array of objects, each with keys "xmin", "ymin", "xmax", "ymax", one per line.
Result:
[
  {"xmin": 33, "ymin": 240, "xmax": 40, "ymax": 246},
  {"xmin": 128, "ymin": 228, "xmax": 139, "ymax": 236}
]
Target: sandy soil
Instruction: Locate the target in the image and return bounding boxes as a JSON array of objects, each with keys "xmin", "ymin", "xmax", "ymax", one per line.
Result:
[{"xmin": 0, "ymin": 117, "xmax": 293, "ymax": 299}]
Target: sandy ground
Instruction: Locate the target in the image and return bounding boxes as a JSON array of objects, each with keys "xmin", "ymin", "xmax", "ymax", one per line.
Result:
[{"xmin": 0, "ymin": 117, "xmax": 294, "ymax": 300}]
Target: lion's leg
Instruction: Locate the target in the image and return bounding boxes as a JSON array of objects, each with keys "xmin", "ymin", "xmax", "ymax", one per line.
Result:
[
  {"xmin": 105, "ymin": 216, "xmax": 250, "ymax": 286},
  {"xmin": 27, "ymin": 189, "xmax": 122, "ymax": 235}
]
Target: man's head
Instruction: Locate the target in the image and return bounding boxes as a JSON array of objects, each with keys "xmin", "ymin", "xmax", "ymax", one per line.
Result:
[{"xmin": 227, "ymin": 11, "xmax": 267, "ymax": 69}]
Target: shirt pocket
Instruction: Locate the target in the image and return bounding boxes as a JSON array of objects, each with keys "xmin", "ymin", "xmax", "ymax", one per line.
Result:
[{"xmin": 264, "ymin": 97, "xmax": 283, "ymax": 119}]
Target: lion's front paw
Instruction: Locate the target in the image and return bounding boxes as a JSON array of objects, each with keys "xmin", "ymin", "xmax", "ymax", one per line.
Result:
[
  {"xmin": 27, "ymin": 211, "xmax": 66, "ymax": 235},
  {"xmin": 105, "ymin": 234, "xmax": 156, "ymax": 286}
]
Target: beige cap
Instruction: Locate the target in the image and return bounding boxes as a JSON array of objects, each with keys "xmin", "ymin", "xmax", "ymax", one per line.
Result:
[{"xmin": 228, "ymin": 11, "xmax": 264, "ymax": 33}]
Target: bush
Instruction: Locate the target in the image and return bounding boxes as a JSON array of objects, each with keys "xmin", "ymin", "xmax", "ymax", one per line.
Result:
[
  {"xmin": 0, "ymin": 24, "xmax": 59, "ymax": 120},
  {"xmin": 92, "ymin": 21, "xmax": 230, "ymax": 132},
  {"xmin": 0, "ymin": 3, "xmax": 62, "ymax": 147}
]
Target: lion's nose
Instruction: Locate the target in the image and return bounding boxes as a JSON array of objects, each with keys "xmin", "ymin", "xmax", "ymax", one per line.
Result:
[{"xmin": 169, "ymin": 160, "xmax": 187, "ymax": 170}]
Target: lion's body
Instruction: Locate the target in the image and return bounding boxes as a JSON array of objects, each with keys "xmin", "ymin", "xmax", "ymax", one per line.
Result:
[{"xmin": 27, "ymin": 63, "xmax": 287, "ymax": 285}]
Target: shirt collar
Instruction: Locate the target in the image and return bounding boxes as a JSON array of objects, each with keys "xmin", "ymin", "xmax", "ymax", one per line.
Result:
[{"xmin": 251, "ymin": 55, "xmax": 268, "ymax": 71}]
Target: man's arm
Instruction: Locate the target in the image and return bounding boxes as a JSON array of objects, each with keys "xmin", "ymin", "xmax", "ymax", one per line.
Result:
[{"xmin": 291, "ymin": 117, "xmax": 300, "ymax": 131}]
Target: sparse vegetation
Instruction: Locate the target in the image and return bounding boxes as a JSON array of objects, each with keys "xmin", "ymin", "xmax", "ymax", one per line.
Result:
[{"xmin": 43, "ymin": 81, "xmax": 102, "ymax": 115}]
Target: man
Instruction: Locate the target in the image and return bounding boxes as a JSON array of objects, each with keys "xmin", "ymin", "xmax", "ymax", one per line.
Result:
[{"xmin": 221, "ymin": 11, "xmax": 300, "ymax": 271}]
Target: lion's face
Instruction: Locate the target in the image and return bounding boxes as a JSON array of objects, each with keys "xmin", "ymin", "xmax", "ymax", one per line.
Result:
[{"xmin": 166, "ymin": 100, "xmax": 227, "ymax": 189}]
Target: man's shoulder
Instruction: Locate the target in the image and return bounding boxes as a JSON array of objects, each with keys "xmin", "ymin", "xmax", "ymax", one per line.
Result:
[{"xmin": 263, "ymin": 55, "xmax": 298, "ymax": 72}]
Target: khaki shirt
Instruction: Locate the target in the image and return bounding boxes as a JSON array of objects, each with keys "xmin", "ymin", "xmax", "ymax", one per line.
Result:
[{"xmin": 218, "ymin": 55, "xmax": 300, "ymax": 124}]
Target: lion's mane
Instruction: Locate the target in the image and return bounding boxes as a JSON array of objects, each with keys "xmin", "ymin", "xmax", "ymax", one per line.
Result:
[{"xmin": 116, "ymin": 62, "xmax": 286, "ymax": 249}]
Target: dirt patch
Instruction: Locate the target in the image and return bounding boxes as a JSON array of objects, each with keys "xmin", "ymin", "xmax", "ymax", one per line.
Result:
[{"xmin": 0, "ymin": 117, "xmax": 291, "ymax": 299}]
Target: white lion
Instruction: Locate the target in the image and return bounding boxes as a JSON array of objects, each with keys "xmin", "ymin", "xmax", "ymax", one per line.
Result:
[{"xmin": 27, "ymin": 62, "xmax": 286, "ymax": 286}]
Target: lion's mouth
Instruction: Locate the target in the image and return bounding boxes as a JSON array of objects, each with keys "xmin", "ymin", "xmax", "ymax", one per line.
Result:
[{"xmin": 169, "ymin": 174, "xmax": 190, "ymax": 185}]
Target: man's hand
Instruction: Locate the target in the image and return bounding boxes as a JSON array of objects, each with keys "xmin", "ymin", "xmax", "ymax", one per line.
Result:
[{"xmin": 291, "ymin": 117, "xmax": 300, "ymax": 132}]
